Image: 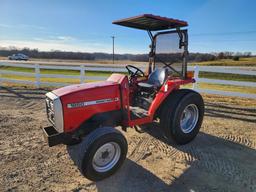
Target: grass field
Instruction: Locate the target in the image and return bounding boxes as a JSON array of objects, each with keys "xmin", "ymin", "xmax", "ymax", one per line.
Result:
[
  {"xmin": 1, "ymin": 56, "xmax": 256, "ymax": 66},
  {"xmin": 0, "ymin": 57, "xmax": 147, "ymax": 65},
  {"xmin": 182, "ymin": 83, "xmax": 256, "ymax": 94},
  {"xmin": 190, "ymin": 57, "xmax": 256, "ymax": 67},
  {"xmin": 0, "ymin": 58, "xmax": 255, "ymax": 94}
]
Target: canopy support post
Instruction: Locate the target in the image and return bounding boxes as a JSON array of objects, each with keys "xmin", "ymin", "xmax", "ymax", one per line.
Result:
[{"xmin": 147, "ymin": 30, "xmax": 153, "ymax": 42}]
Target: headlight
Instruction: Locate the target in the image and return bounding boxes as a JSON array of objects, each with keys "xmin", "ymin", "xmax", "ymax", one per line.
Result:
[{"xmin": 45, "ymin": 92, "xmax": 64, "ymax": 133}]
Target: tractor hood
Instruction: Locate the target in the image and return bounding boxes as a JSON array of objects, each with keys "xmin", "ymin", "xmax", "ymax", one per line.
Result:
[
  {"xmin": 52, "ymin": 81, "xmax": 117, "ymax": 97},
  {"xmin": 45, "ymin": 74, "xmax": 127, "ymax": 133}
]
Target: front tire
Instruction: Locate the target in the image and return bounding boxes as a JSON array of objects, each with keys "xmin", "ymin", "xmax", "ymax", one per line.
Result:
[
  {"xmin": 160, "ymin": 89, "xmax": 204, "ymax": 145},
  {"xmin": 68, "ymin": 127, "xmax": 128, "ymax": 181}
]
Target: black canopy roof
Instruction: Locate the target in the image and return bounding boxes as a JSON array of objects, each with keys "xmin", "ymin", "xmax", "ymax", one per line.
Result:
[{"xmin": 112, "ymin": 14, "xmax": 188, "ymax": 31}]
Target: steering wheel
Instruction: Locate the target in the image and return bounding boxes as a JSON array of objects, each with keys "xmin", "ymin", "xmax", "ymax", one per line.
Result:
[{"xmin": 125, "ymin": 65, "xmax": 145, "ymax": 78}]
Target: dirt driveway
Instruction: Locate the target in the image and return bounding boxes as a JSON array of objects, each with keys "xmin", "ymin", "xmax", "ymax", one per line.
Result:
[{"xmin": 0, "ymin": 86, "xmax": 255, "ymax": 192}]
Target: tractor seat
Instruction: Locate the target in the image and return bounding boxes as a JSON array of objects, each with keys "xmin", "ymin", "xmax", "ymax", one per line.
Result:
[{"xmin": 138, "ymin": 68, "xmax": 168, "ymax": 92}]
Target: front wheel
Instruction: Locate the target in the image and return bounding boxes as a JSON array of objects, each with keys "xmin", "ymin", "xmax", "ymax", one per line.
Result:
[
  {"xmin": 160, "ymin": 90, "xmax": 204, "ymax": 145},
  {"xmin": 68, "ymin": 127, "xmax": 128, "ymax": 181}
]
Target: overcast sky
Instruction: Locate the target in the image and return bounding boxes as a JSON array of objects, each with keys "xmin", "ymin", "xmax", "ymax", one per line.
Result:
[{"xmin": 0, "ymin": 0, "xmax": 256, "ymax": 54}]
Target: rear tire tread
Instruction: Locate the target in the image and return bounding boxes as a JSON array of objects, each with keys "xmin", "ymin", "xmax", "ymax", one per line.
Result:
[{"xmin": 160, "ymin": 89, "xmax": 204, "ymax": 145}]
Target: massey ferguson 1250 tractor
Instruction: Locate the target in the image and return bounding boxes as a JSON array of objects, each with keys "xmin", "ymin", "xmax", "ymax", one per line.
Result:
[{"xmin": 43, "ymin": 14, "xmax": 204, "ymax": 181}]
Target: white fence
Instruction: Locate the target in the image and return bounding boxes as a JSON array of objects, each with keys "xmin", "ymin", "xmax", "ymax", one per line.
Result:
[
  {"xmin": 191, "ymin": 66, "xmax": 256, "ymax": 99},
  {"xmin": 0, "ymin": 63, "xmax": 110, "ymax": 87},
  {"xmin": 0, "ymin": 62, "xmax": 255, "ymax": 99}
]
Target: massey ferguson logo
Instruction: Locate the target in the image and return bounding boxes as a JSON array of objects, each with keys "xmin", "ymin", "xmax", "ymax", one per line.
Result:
[
  {"xmin": 67, "ymin": 98, "xmax": 119, "ymax": 109},
  {"xmin": 67, "ymin": 102, "xmax": 85, "ymax": 108}
]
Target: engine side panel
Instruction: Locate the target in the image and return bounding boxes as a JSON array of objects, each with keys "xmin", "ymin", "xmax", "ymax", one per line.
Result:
[{"xmin": 60, "ymin": 84, "xmax": 121, "ymax": 132}]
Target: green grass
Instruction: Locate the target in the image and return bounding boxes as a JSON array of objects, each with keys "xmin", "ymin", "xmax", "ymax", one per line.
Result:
[
  {"xmin": 0, "ymin": 66, "xmax": 126, "ymax": 84},
  {"xmin": 191, "ymin": 57, "xmax": 256, "ymax": 67},
  {"xmin": 0, "ymin": 66, "xmax": 118, "ymax": 77},
  {"xmin": 1, "ymin": 65, "xmax": 255, "ymax": 82},
  {"xmin": 199, "ymin": 72, "xmax": 256, "ymax": 82},
  {"xmin": 1, "ymin": 61, "xmax": 255, "ymax": 94},
  {"xmin": 1, "ymin": 74, "xmax": 81, "ymax": 84},
  {"xmin": 182, "ymin": 83, "xmax": 256, "ymax": 94},
  {"xmin": 198, "ymin": 83, "xmax": 256, "ymax": 94}
]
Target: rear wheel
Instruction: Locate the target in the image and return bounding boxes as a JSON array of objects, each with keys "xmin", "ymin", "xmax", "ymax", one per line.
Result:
[
  {"xmin": 160, "ymin": 89, "xmax": 204, "ymax": 144},
  {"xmin": 68, "ymin": 127, "xmax": 127, "ymax": 181}
]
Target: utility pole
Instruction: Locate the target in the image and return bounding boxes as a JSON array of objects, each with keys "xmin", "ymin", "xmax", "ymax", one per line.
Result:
[{"xmin": 111, "ymin": 36, "xmax": 115, "ymax": 64}]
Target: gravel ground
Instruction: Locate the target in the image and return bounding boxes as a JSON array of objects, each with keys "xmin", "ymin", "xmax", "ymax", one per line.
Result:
[{"xmin": 0, "ymin": 86, "xmax": 255, "ymax": 192}]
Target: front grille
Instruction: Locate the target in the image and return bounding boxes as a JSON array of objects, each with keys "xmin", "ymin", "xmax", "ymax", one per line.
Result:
[
  {"xmin": 46, "ymin": 97, "xmax": 55, "ymax": 126},
  {"xmin": 45, "ymin": 92, "xmax": 64, "ymax": 133}
]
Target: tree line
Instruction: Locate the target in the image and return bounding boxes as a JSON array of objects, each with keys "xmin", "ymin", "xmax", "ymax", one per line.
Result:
[{"xmin": 0, "ymin": 47, "xmax": 252, "ymax": 62}]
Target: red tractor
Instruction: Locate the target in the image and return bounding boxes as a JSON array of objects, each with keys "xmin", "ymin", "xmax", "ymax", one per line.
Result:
[{"xmin": 43, "ymin": 14, "xmax": 204, "ymax": 181}]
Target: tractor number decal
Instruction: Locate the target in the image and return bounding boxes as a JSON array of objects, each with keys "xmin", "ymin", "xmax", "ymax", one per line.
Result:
[{"xmin": 67, "ymin": 97, "xmax": 119, "ymax": 109}]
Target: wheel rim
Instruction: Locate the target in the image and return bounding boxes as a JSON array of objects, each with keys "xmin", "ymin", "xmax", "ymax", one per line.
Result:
[
  {"xmin": 180, "ymin": 104, "xmax": 199, "ymax": 134},
  {"xmin": 92, "ymin": 142, "xmax": 121, "ymax": 173}
]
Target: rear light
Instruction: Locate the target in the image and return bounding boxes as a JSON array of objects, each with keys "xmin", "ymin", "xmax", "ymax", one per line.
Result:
[{"xmin": 186, "ymin": 71, "xmax": 194, "ymax": 79}]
